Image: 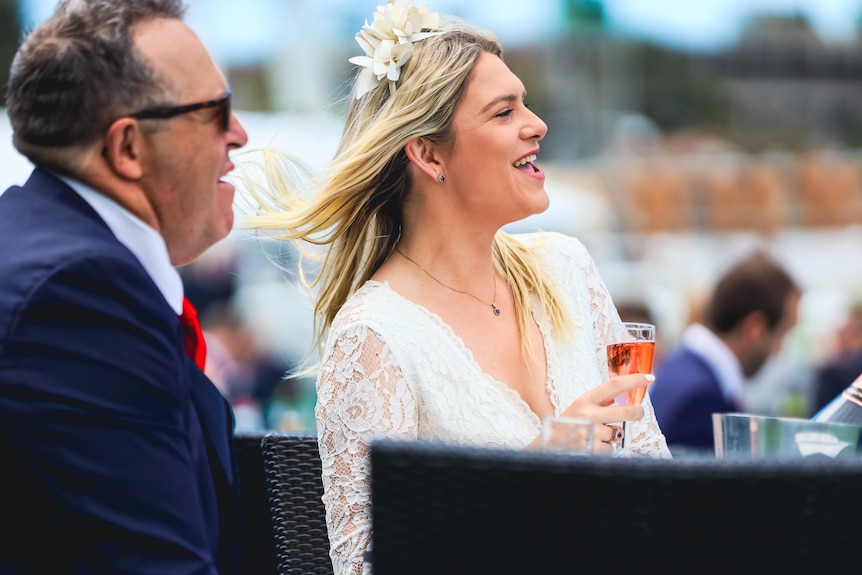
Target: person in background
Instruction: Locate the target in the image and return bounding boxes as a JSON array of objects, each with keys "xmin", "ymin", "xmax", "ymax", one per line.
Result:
[
  {"xmin": 241, "ymin": 1, "xmax": 670, "ymax": 573},
  {"xmin": 0, "ymin": 0, "xmax": 248, "ymax": 572},
  {"xmin": 614, "ymin": 298, "xmax": 665, "ymax": 364},
  {"xmin": 649, "ymin": 252, "xmax": 801, "ymax": 452},
  {"xmin": 201, "ymin": 296, "xmax": 291, "ymax": 430},
  {"xmin": 810, "ymin": 302, "xmax": 862, "ymax": 414},
  {"xmin": 615, "ymin": 299, "xmax": 655, "ymax": 325}
]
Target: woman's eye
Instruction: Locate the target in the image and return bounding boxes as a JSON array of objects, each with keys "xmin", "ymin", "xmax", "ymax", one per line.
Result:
[{"xmin": 496, "ymin": 109, "xmax": 513, "ymax": 118}]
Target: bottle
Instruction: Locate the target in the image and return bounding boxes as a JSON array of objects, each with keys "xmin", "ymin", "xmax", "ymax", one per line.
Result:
[{"xmin": 811, "ymin": 374, "xmax": 862, "ymax": 425}]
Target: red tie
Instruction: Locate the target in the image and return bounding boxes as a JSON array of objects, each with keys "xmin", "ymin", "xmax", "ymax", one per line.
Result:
[{"xmin": 180, "ymin": 296, "xmax": 207, "ymax": 371}]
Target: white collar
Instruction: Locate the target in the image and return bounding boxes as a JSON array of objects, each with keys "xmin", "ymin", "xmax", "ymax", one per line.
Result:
[
  {"xmin": 58, "ymin": 175, "xmax": 184, "ymax": 315},
  {"xmin": 681, "ymin": 323, "xmax": 746, "ymax": 406}
]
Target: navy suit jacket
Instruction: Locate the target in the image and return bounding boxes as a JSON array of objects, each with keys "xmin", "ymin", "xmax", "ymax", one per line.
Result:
[
  {"xmin": 811, "ymin": 350, "xmax": 862, "ymax": 415},
  {"xmin": 0, "ymin": 170, "xmax": 238, "ymax": 574},
  {"xmin": 649, "ymin": 346, "xmax": 742, "ymax": 450}
]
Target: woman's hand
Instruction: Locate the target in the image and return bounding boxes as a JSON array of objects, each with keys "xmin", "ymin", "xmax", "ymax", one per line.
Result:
[{"xmin": 560, "ymin": 373, "xmax": 655, "ymax": 456}]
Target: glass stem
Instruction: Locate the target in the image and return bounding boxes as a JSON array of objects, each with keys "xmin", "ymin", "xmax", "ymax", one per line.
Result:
[{"xmin": 622, "ymin": 420, "xmax": 632, "ymax": 450}]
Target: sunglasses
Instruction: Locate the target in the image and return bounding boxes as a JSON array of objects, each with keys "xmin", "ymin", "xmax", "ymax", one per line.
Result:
[{"xmin": 129, "ymin": 89, "xmax": 232, "ymax": 132}]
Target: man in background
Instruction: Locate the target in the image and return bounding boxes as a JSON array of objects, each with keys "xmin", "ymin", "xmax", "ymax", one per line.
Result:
[
  {"xmin": 614, "ymin": 298, "xmax": 665, "ymax": 365},
  {"xmin": 649, "ymin": 252, "xmax": 801, "ymax": 452},
  {"xmin": 810, "ymin": 303, "xmax": 862, "ymax": 414},
  {"xmin": 0, "ymin": 0, "xmax": 248, "ymax": 572}
]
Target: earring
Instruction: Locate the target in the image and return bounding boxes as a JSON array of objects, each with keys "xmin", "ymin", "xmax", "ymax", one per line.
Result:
[{"xmin": 437, "ymin": 173, "xmax": 445, "ymax": 183}]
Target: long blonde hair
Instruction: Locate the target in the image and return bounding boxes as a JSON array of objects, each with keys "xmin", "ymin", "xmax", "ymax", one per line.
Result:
[{"xmin": 240, "ymin": 21, "xmax": 572, "ymax": 359}]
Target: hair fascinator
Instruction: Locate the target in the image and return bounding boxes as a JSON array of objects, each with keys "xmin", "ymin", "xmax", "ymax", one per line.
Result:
[{"xmin": 348, "ymin": 0, "xmax": 448, "ymax": 99}]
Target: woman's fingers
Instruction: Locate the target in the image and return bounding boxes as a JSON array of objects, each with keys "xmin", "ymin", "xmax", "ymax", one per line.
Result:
[
  {"xmin": 593, "ymin": 440, "xmax": 615, "ymax": 456},
  {"xmin": 598, "ymin": 403, "xmax": 644, "ymax": 424},
  {"xmin": 561, "ymin": 373, "xmax": 652, "ymax": 423},
  {"xmin": 558, "ymin": 375, "xmax": 654, "ymax": 454},
  {"xmin": 589, "ymin": 423, "xmax": 624, "ymax": 455},
  {"xmin": 591, "ymin": 373, "xmax": 655, "ymax": 405},
  {"xmin": 560, "ymin": 397, "xmax": 644, "ymax": 424},
  {"xmin": 605, "ymin": 424, "xmax": 624, "ymax": 445}
]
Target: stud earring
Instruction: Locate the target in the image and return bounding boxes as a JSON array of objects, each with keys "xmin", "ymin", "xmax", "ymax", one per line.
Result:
[{"xmin": 438, "ymin": 173, "xmax": 445, "ymax": 183}]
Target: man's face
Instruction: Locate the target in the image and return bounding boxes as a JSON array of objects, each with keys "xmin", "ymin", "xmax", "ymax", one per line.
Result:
[
  {"xmin": 132, "ymin": 18, "xmax": 248, "ymax": 266},
  {"xmin": 743, "ymin": 292, "xmax": 801, "ymax": 377}
]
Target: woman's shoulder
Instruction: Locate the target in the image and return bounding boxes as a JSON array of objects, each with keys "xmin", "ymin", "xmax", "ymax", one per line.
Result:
[
  {"xmin": 329, "ymin": 280, "xmax": 421, "ymax": 341},
  {"xmin": 332, "ymin": 281, "xmax": 395, "ymax": 326},
  {"xmin": 324, "ymin": 280, "xmax": 445, "ymax": 373}
]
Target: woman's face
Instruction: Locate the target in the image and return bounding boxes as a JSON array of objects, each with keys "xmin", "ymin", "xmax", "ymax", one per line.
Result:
[{"xmin": 443, "ymin": 52, "xmax": 549, "ymax": 227}]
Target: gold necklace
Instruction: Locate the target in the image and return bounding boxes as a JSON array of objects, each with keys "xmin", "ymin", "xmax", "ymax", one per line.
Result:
[{"xmin": 395, "ymin": 248, "xmax": 501, "ymax": 317}]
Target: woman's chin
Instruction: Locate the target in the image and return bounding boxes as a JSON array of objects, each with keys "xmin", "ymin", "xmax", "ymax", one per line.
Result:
[{"xmin": 531, "ymin": 190, "xmax": 551, "ymax": 215}]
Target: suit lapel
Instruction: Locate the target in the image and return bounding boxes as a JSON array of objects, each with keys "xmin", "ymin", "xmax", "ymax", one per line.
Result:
[{"xmin": 189, "ymin": 368, "xmax": 236, "ymax": 486}]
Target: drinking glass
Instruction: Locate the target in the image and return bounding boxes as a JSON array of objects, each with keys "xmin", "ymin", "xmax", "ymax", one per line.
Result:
[
  {"xmin": 606, "ymin": 321, "xmax": 656, "ymax": 450},
  {"xmin": 541, "ymin": 417, "xmax": 595, "ymax": 455}
]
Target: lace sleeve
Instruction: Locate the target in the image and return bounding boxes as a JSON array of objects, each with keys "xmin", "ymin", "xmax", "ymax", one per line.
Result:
[
  {"xmin": 583, "ymin": 247, "xmax": 673, "ymax": 459},
  {"xmin": 583, "ymin": 250, "xmax": 621, "ymax": 380},
  {"xmin": 315, "ymin": 321, "xmax": 418, "ymax": 575}
]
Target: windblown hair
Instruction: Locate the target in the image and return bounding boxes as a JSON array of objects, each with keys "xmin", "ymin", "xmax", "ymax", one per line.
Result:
[
  {"xmin": 241, "ymin": 20, "xmax": 572, "ymax": 359},
  {"xmin": 6, "ymin": 0, "xmax": 186, "ymax": 174}
]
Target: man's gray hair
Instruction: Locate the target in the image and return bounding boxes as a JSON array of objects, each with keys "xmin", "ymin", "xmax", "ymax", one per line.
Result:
[{"xmin": 6, "ymin": 0, "xmax": 187, "ymax": 173}]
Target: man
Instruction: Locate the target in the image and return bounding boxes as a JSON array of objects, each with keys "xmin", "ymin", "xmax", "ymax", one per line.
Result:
[
  {"xmin": 0, "ymin": 1, "xmax": 249, "ymax": 573},
  {"xmin": 649, "ymin": 252, "xmax": 801, "ymax": 452},
  {"xmin": 810, "ymin": 305, "xmax": 862, "ymax": 415}
]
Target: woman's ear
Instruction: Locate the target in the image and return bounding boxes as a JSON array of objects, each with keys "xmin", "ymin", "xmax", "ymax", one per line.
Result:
[
  {"xmin": 404, "ymin": 136, "xmax": 444, "ymax": 183},
  {"xmin": 102, "ymin": 118, "xmax": 145, "ymax": 181}
]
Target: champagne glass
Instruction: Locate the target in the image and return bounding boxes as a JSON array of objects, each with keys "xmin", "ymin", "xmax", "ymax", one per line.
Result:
[{"xmin": 606, "ymin": 321, "xmax": 656, "ymax": 450}]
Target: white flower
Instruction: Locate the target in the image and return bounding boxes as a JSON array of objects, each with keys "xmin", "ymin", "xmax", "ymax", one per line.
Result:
[{"xmin": 348, "ymin": 0, "xmax": 447, "ymax": 99}]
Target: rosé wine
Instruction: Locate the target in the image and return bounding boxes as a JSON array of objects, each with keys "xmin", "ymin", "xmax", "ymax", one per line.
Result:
[{"xmin": 607, "ymin": 340, "xmax": 655, "ymax": 405}]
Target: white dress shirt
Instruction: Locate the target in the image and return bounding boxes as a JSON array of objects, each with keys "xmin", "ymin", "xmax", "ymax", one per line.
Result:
[
  {"xmin": 680, "ymin": 322, "xmax": 746, "ymax": 407},
  {"xmin": 58, "ymin": 175, "xmax": 183, "ymax": 315}
]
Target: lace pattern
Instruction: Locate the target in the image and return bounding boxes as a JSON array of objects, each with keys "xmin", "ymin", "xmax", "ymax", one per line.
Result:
[{"xmin": 315, "ymin": 232, "xmax": 672, "ymax": 575}]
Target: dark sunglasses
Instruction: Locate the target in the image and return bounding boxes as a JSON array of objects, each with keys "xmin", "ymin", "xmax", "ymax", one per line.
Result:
[{"xmin": 129, "ymin": 89, "xmax": 232, "ymax": 132}]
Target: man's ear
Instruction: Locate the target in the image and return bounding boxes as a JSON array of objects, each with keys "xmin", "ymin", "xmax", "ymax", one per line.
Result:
[
  {"xmin": 404, "ymin": 136, "xmax": 444, "ymax": 183},
  {"xmin": 739, "ymin": 310, "xmax": 768, "ymax": 342},
  {"xmin": 102, "ymin": 118, "xmax": 145, "ymax": 181}
]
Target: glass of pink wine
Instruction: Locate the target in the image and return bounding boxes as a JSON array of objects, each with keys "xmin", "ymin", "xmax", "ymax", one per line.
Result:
[{"xmin": 606, "ymin": 321, "xmax": 656, "ymax": 450}]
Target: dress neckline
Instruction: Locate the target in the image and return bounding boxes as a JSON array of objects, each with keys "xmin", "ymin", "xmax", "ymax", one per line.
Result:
[{"xmin": 362, "ymin": 279, "xmax": 560, "ymax": 425}]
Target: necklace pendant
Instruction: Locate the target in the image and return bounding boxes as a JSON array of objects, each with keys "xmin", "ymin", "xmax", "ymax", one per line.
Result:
[{"xmin": 492, "ymin": 304, "xmax": 500, "ymax": 316}]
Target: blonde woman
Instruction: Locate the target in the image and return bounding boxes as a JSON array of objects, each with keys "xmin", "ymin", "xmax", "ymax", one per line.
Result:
[{"xmin": 244, "ymin": 1, "xmax": 671, "ymax": 573}]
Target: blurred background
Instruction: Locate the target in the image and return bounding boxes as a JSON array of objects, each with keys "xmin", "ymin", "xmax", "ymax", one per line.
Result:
[{"xmin": 5, "ymin": 0, "xmax": 862, "ymax": 430}]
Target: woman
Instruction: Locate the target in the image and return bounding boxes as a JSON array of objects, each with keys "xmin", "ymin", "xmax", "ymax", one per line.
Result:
[{"xmin": 244, "ymin": 1, "xmax": 671, "ymax": 573}]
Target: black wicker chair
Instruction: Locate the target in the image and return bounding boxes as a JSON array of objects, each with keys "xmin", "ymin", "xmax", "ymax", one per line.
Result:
[
  {"xmin": 262, "ymin": 432, "xmax": 333, "ymax": 575},
  {"xmin": 369, "ymin": 439, "xmax": 862, "ymax": 574},
  {"xmin": 233, "ymin": 430, "xmax": 278, "ymax": 575}
]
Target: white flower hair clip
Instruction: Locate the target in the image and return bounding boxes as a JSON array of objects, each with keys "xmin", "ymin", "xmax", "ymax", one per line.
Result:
[{"xmin": 348, "ymin": 0, "xmax": 447, "ymax": 99}]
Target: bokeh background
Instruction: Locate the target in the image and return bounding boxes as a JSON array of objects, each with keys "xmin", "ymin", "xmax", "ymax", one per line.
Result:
[{"xmin": 5, "ymin": 0, "xmax": 862, "ymax": 429}]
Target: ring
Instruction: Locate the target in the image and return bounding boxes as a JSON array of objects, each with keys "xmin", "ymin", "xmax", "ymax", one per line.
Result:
[{"xmin": 607, "ymin": 424, "xmax": 624, "ymax": 447}]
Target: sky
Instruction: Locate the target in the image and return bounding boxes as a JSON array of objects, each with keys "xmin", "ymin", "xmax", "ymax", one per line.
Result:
[{"xmin": 17, "ymin": 0, "xmax": 862, "ymax": 57}]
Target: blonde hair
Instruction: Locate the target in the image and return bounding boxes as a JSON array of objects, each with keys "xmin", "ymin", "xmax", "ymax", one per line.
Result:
[{"xmin": 240, "ymin": 21, "xmax": 572, "ymax": 360}]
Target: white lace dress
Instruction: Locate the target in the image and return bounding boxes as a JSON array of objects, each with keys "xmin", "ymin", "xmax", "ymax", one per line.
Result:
[{"xmin": 315, "ymin": 231, "xmax": 672, "ymax": 575}]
